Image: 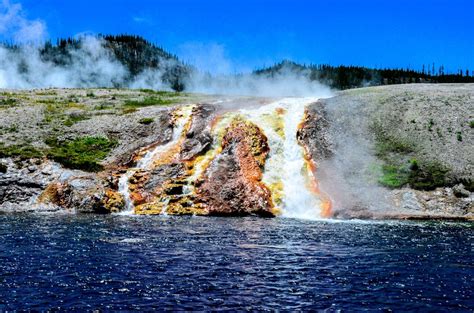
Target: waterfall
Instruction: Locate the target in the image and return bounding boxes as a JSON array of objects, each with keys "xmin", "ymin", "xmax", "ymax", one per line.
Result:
[
  {"xmin": 239, "ymin": 98, "xmax": 328, "ymax": 219},
  {"xmin": 116, "ymin": 98, "xmax": 330, "ymax": 219},
  {"xmin": 117, "ymin": 105, "xmax": 195, "ymax": 214}
]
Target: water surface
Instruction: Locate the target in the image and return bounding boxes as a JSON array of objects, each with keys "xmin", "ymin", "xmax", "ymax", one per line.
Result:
[{"xmin": 0, "ymin": 215, "xmax": 472, "ymax": 310}]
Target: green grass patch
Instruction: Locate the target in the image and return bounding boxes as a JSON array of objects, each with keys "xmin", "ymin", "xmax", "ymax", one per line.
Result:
[
  {"xmin": 0, "ymin": 98, "xmax": 17, "ymax": 106},
  {"xmin": 378, "ymin": 164, "xmax": 410, "ymax": 188},
  {"xmin": 36, "ymin": 90, "xmax": 57, "ymax": 96},
  {"xmin": 64, "ymin": 114, "xmax": 90, "ymax": 127},
  {"xmin": 379, "ymin": 159, "xmax": 449, "ymax": 190},
  {"xmin": 46, "ymin": 136, "xmax": 117, "ymax": 172},
  {"xmin": 138, "ymin": 117, "xmax": 154, "ymax": 125},
  {"xmin": 138, "ymin": 89, "xmax": 182, "ymax": 97},
  {"xmin": 94, "ymin": 103, "xmax": 113, "ymax": 110},
  {"xmin": 0, "ymin": 143, "xmax": 44, "ymax": 160},
  {"xmin": 124, "ymin": 96, "xmax": 176, "ymax": 108},
  {"xmin": 122, "ymin": 107, "xmax": 138, "ymax": 114},
  {"xmin": 374, "ymin": 135, "xmax": 415, "ymax": 158}
]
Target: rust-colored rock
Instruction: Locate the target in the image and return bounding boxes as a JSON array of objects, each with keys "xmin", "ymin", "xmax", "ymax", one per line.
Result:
[{"xmin": 196, "ymin": 118, "xmax": 274, "ymax": 216}]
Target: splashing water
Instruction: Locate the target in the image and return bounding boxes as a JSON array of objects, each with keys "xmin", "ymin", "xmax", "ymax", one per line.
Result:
[{"xmin": 117, "ymin": 105, "xmax": 195, "ymax": 214}]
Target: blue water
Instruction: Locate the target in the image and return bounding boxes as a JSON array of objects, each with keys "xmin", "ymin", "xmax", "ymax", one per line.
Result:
[{"xmin": 0, "ymin": 215, "xmax": 472, "ymax": 311}]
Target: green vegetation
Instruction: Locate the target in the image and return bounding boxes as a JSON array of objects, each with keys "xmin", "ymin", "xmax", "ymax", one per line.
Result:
[
  {"xmin": 124, "ymin": 96, "xmax": 176, "ymax": 108},
  {"xmin": 456, "ymin": 131, "xmax": 463, "ymax": 142},
  {"xmin": 0, "ymin": 98, "xmax": 17, "ymax": 106},
  {"xmin": 36, "ymin": 90, "xmax": 57, "ymax": 96},
  {"xmin": 86, "ymin": 92, "xmax": 96, "ymax": 98},
  {"xmin": 122, "ymin": 108, "xmax": 138, "ymax": 114},
  {"xmin": 2, "ymin": 125, "xmax": 18, "ymax": 133},
  {"xmin": 0, "ymin": 143, "xmax": 44, "ymax": 160},
  {"xmin": 379, "ymin": 159, "xmax": 449, "ymax": 190},
  {"xmin": 46, "ymin": 136, "xmax": 117, "ymax": 172},
  {"xmin": 64, "ymin": 114, "xmax": 90, "ymax": 126},
  {"xmin": 138, "ymin": 117, "xmax": 154, "ymax": 125},
  {"xmin": 379, "ymin": 164, "xmax": 410, "ymax": 188},
  {"xmin": 428, "ymin": 119, "xmax": 434, "ymax": 131},
  {"xmin": 0, "ymin": 135, "xmax": 117, "ymax": 172},
  {"xmin": 372, "ymin": 121, "xmax": 450, "ymax": 190},
  {"xmin": 408, "ymin": 160, "xmax": 448, "ymax": 190},
  {"xmin": 470, "ymin": 120, "xmax": 474, "ymax": 128},
  {"xmin": 94, "ymin": 103, "xmax": 113, "ymax": 110},
  {"xmin": 0, "ymin": 163, "xmax": 6, "ymax": 173}
]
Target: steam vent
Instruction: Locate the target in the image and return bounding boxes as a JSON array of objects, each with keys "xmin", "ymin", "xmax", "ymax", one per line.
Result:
[{"xmin": 41, "ymin": 98, "xmax": 332, "ymax": 218}]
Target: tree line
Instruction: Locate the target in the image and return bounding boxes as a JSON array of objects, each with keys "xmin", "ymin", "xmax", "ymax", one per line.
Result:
[
  {"xmin": 1, "ymin": 35, "xmax": 472, "ymax": 91},
  {"xmin": 254, "ymin": 60, "xmax": 474, "ymax": 90}
]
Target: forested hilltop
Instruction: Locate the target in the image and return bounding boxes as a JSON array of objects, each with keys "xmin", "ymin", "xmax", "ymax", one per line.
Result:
[
  {"xmin": 2, "ymin": 34, "xmax": 191, "ymax": 91},
  {"xmin": 1, "ymin": 34, "xmax": 473, "ymax": 91},
  {"xmin": 254, "ymin": 60, "xmax": 474, "ymax": 90}
]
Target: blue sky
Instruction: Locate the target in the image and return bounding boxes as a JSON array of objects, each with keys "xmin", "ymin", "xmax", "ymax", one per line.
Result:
[{"xmin": 2, "ymin": 0, "xmax": 473, "ymax": 73}]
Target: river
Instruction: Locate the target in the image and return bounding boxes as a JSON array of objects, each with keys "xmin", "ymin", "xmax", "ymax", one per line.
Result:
[{"xmin": 0, "ymin": 214, "xmax": 472, "ymax": 310}]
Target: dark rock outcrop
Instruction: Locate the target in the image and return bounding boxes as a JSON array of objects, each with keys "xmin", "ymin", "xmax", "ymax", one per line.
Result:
[
  {"xmin": 179, "ymin": 104, "xmax": 215, "ymax": 161},
  {"xmin": 297, "ymin": 102, "xmax": 333, "ymax": 161}
]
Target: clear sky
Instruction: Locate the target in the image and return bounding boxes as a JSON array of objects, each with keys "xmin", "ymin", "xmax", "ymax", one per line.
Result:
[{"xmin": 2, "ymin": 0, "xmax": 473, "ymax": 74}]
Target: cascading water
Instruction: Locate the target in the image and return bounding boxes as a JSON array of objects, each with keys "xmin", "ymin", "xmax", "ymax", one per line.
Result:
[
  {"xmin": 239, "ymin": 97, "xmax": 329, "ymax": 219},
  {"xmin": 117, "ymin": 105, "xmax": 195, "ymax": 214}
]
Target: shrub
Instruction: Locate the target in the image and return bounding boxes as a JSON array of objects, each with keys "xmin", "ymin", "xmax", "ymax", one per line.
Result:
[
  {"xmin": 46, "ymin": 136, "xmax": 117, "ymax": 172},
  {"xmin": 408, "ymin": 161, "xmax": 448, "ymax": 190}
]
